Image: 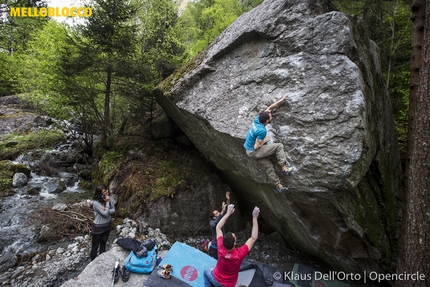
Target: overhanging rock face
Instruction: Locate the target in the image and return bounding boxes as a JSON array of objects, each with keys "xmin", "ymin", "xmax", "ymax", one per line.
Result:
[{"xmin": 155, "ymin": 0, "xmax": 402, "ymax": 273}]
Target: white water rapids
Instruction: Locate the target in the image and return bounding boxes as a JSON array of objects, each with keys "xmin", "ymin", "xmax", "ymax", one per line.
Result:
[{"xmin": 0, "ymin": 145, "xmax": 92, "ymax": 257}]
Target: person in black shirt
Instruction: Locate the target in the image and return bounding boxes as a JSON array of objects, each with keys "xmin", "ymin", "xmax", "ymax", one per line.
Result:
[{"xmin": 208, "ymin": 191, "xmax": 230, "ymax": 259}]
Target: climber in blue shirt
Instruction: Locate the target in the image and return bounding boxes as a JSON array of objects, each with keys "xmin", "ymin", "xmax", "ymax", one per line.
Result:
[{"xmin": 244, "ymin": 95, "xmax": 293, "ymax": 192}]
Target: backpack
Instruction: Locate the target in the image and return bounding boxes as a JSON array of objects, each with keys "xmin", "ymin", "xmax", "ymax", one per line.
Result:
[
  {"xmin": 124, "ymin": 245, "xmax": 157, "ymax": 274},
  {"xmin": 142, "ymin": 238, "xmax": 156, "ymax": 251}
]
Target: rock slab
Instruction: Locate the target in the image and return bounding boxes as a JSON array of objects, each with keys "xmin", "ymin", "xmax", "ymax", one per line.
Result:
[{"xmin": 61, "ymin": 246, "xmax": 167, "ymax": 287}]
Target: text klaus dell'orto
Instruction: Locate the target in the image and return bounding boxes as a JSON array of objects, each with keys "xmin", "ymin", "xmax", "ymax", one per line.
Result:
[{"xmin": 284, "ymin": 270, "xmax": 426, "ymax": 283}]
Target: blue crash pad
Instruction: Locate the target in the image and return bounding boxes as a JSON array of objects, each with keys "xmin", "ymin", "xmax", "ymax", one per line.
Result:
[{"xmin": 159, "ymin": 241, "xmax": 217, "ymax": 287}]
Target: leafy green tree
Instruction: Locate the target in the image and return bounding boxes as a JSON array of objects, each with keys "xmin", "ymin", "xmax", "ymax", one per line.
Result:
[
  {"xmin": 134, "ymin": 0, "xmax": 186, "ymax": 121},
  {"xmin": 176, "ymin": 1, "xmax": 204, "ymax": 58},
  {"xmin": 0, "ymin": 0, "xmax": 49, "ymax": 96},
  {"xmin": 177, "ymin": 0, "xmax": 262, "ymax": 58},
  {"xmin": 0, "ymin": 53, "xmax": 16, "ymax": 96},
  {"xmin": 0, "ymin": 0, "xmax": 49, "ymax": 53},
  {"xmin": 199, "ymin": 0, "xmax": 243, "ymax": 47},
  {"xmin": 139, "ymin": 0, "xmax": 185, "ymax": 79},
  {"xmin": 14, "ymin": 21, "xmax": 68, "ymax": 97}
]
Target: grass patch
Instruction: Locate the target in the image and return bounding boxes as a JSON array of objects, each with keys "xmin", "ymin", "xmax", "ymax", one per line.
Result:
[
  {"xmin": 94, "ymin": 150, "xmax": 125, "ymax": 184},
  {"xmin": 0, "ymin": 130, "xmax": 66, "ymax": 160},
  {"xmin": 151, "ymin": 159, "xmax": 189, "ymax": 200},
  {"xmin": 0, "ymin": 160, "xmax": 31, "ymax": 195}
]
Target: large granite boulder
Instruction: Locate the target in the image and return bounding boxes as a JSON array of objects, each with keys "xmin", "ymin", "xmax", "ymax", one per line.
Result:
[{"xmin": 155, "ymin": 0, "xmax": 402, "ymax": 274}]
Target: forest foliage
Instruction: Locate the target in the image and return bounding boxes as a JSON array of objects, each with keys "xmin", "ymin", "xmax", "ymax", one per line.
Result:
[{"xmin": 0, "ymin": 0, "xmax": 411, "ymax": 152}]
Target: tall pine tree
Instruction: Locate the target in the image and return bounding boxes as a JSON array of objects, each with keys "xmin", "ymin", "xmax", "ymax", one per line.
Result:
[
  {"xmin": 59, "ymin": 0, "xmax": 139, "ymax": 148},
  {"xmin": 396, "ymin": 0, "xmax": 430, "ymax": 286},
  {"xmin": 58, "ymin": 0, "xmax": 186, "ymax": 149}
]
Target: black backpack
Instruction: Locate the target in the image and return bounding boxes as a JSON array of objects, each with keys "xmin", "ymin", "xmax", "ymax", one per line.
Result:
[{"xmin": 143, "ymin": 238, "xmax": 156, "ymax": 251}]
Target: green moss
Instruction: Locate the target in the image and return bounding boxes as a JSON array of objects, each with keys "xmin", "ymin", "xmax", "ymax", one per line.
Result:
[
  {"xmin": 14, "ymin": 163, "xmax": 31, "ymax": 177},
  {"xmin": 0, "ymin": 160, "xmax": 15, "ymax": 174},
  {"xmin": 0, "ymin": 160, "xmax": 33, "ymax": 194},
  {"xmin": 338, "ymin": 174, "xmax": 394, "ymax": 270},
  {"xmin": 95, "ymin": 150, "xmax": 124, "ymax": 184},
  {"xmin": 150, "ymin": 159, "xmax": 188, "ymax": 200},
  {"xmin": 0, "ymin": 178, "xmax": 12, "ymax": 194},
  {"xmin": 0, "ymin": 160, "xmax": 23, "ymax": 194},
  {"xmin": 157, "ymin": 49, "xmax": 208, "ymax": 95},
  {"xmin": 93, "ymin": 133, "xmax": 207, "ymax": 220},
  {"xmin": 0, "ymin": 130, "xmax": 66, "ymax": 160}
]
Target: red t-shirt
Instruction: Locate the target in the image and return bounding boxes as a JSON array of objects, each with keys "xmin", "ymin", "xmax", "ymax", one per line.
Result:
[{"xmin": 213, "ymin": 236, "xmax": 250, "ymax": 287}]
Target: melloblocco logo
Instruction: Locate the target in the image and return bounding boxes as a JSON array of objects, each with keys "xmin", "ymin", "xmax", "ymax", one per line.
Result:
[
  {"xmin": 180, "ymin": 265, "xmax": 199, "ymax": 282},
  {"xmin": 10, "ymin": 7, "xmax": 93, "ymax": 17}
]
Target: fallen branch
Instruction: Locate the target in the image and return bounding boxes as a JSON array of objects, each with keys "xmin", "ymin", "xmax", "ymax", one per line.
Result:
[{"xmin": 28, "ymin": 204, "xmax": 94, "ymax": 241}]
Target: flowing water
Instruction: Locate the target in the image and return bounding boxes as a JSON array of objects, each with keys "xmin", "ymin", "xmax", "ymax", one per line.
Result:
[{"xmin": 0, "ymin": 144, "xmax": 92, "ymax": 257}]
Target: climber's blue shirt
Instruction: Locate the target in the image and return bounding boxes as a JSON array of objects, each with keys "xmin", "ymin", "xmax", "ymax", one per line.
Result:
[{"xmin": 244, "ymin": 116, "xmax": 267, "ymax": 151}]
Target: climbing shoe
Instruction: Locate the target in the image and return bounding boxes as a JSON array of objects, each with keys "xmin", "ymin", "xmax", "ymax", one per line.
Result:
[
  {"xmin": 157, "ymin": 268, "xmax": 171, "ymax": 279},
  {"xmin": 282, "ymin": 166, "xmax": 293, "ymax": 175},
  {"xmin": 121, "ymin": 265, "xmax": 131, "ymax": 282},
  {"xmin": 112, "ymin": 264, "xmax": 120, "ymax": 283},
  {"xmin": 160, "ymin": 264, "xmax": 172, "ymax": 272}
]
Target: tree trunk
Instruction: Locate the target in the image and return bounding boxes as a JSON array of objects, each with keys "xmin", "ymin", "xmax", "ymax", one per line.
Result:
[
  {"xmin": 396, "ymin": 1, "xmax": 430, "ymax": 286},
  {"xmin": 405, "ymin": 0, "xmax": 426, "ymax": 182},
  {"xmin": 101, "ymin": 65, "xmax": 112, "ymax": 148}
]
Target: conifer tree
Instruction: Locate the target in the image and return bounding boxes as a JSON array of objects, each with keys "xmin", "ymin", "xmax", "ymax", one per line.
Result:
[
  {"xmin": 59, "ymin": 0, "xmax": 139, "ymax": 148},
  {"xmin": 58, "ymin": 0, "xmax": 185, "ymax": 149},
  {"xmin": 396, "ymin": 0, "xmax": 430, "ymax": 285}
]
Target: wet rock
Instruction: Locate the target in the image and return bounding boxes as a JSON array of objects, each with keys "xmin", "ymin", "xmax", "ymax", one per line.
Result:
[
  {"xmin": 13, "ymin": 163, "xmax": 31, "ymax": 177},
  {"xmin": 12, "ymin": 172, "xmax": 28, "ymax": 187},
  {"xmin": 5, "ymin": 141, "xmax": 18, "ymax": 147},
  {"xmin": 38, "ymin": 225, "xmax": 56, "ymax": 242},
  {"xmin": 33, "ymin": 115, "xmax": 53, "ymax": 128},
  {"xmin": 52, "ymin": 203, "xmax": 68, "ymax": 211},
  {"xmin": 52, "ymin": 178, "xmax": 67, "ymax": 193},
  {"xmin": 59, "ymin": 172, "xmax": 79, "ymax": 187},
  {"xmin": 0, "ymin": 253, "xmax": 17, "ymax": 272},
  {"xmin": 70, "ymin": 140, "xmax": 82, "ymax": 148},
  {"xmin": 27, "ymin": 187, "xmax": 40, "ymax": 195},
  {"xmin": 0, "ymin": 95, "xmax": 22, "ymax": 106}
]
